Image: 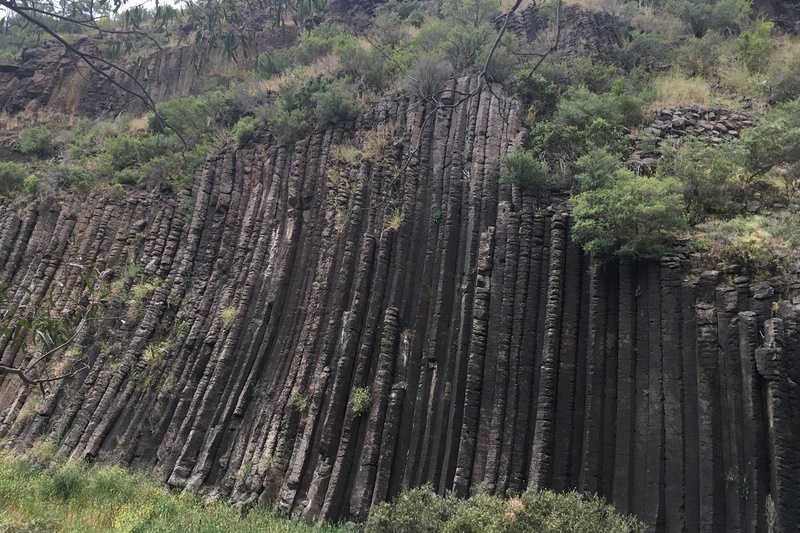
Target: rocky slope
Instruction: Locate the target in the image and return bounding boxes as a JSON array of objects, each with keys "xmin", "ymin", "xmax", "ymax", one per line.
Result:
[{"xmin": 1, "ymin": 78, "xmax": 799, "ymax": 532}]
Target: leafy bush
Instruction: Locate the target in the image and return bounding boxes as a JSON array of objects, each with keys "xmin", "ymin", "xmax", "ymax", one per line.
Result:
[
  {"xmin": 697, "ymin": 214, "xmax": 800, "ymax": 275},
  {"xmin": 657, "ymin": 137, "xmax": 740, "ymax": 220},
  {"xmin": 367, "ymin": 487, "xmax": 456, "ymax": 533},
  {"xmin": 339, "ymin": 43, "xmax": 397, "ymax": 90},
  {"xmin": 46, "ymin": 461, "xmax": 86, "ymax": 500},
  {"xmin": 500, "ymin": 150, "xmax": 550, "ymax": 196},
  {"xmin": 663, "ymin": 0, "xmax": 751, "ymax": 38},
  {"xmin": 514, "ymin": 72, "xmax": 559, "ymax": 124},
  {"xmin": 23, "ymin": 174, "xmax": 41, "ymax": 194},
  {"xmin": 572, "ymin": 151, "xmax": 687, "ymax": 259},
  {"xmin": 254, "ymin": 48, "xmax": 293, "ymax": 79},
  {"xmin": 676, "ymin": 31, "xmax": 728, "ymax": 77},
  {"xmin": 738, "ymin": 20, "xmax": 776, "ymax": 73},
  {"xmin": 351, "ymin": 386, "xmax": 372, "ymax": 415},
  {"xmin": 0, "ymin": 162, "xmax": 29, "ymax": 195},
  {"xmin": 313, "ymin": 79, "xmax": 361, "ymax": 125},
  {"xmin": 407, "ymin": 55, "xmax": 454, "ymax": 99},
  {"xmin": 767, "ymin": 53, "xmax": 800, "ymax": 103},
  {"xmin": 365, "ymin": 486, "xmax": 644, "ymax": 533},
  {"xmin": 19, "ymin": 125, "xmax": 57, "ymax": 157},
  {"xmin": 617, "ymin": 30, "xmax": 675, "ymax": 70},
  {"xmin": 265, "ymin": 106, "xmax": 311, "ymax": 147},
  {"xmin": 740, "ymin": 98, "xmax": 800, "ymax": 180},
  {"xmin": 440, "ymin": 0, "xmax": 499, "ymax": 27},
  {"xmin": 370, "ymin": 13, "xmax": 409, "ymax": 49},
  {"xmin": 232, "ymin": 115, "xmax": 258, "ymax": 145},
  {"xmin": 536, "ymin": 55, "xmax": 617, "ymax": 95},
  {"xmin": 148, "ymin": 94, "xmax": 225, "ymax": 143},
  {"xmin": 294, "ymin": 23, "xmax": 354, "ymax": 65}
]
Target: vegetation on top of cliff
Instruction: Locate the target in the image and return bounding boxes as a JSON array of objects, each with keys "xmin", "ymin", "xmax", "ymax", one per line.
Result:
[{"xmin": 3, "ymin": 0, "xmax": 800, "ymax": 268}]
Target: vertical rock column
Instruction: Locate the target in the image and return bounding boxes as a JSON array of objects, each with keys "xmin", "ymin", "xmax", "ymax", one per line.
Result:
[{"xmin": 527, "ymin": 215, "xmax": 567, "ymax": 488}]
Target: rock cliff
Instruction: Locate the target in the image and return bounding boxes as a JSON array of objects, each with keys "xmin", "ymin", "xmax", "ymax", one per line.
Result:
[{"xmin": 1, "ymin": 77, "xmax": 799, "ymax": 532}]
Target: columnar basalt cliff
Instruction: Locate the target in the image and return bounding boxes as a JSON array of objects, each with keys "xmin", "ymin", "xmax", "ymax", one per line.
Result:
[{"xmin": 1, "ymin": 78, "xmax": 799, "ymax": 533}]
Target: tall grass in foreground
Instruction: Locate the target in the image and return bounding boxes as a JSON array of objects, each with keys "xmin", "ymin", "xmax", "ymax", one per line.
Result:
[{"xmin": 0, "ymin": 459, "xmax": 348, "ymax": 533}]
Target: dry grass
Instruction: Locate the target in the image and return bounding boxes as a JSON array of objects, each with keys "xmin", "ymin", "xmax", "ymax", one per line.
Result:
[
  {"xmin": 630, "ymin": 6, "xmax": 686, "ymax": 40},
  {"xmin": 128, "ymin": 115, "xmax": 150, "ymax": 133},
  {"xmin": 333, "ymin": 128, "xmax": 393, "ymax": 164},
  {"xmin": 649, "ymin": 72, "xmax": 713, "ymax": 110},
  {"xmin": 254, "ymin": 54, "xmax": 341, "ymax": 93}
]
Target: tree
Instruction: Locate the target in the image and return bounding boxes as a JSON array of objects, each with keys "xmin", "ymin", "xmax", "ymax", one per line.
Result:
[{"xmin": 571, "ymin": 149, "xmax": 687, "ymax": 259}]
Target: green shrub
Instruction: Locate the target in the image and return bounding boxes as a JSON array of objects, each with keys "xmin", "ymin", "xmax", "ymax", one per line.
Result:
[
  {"xmin": 440, "ymin": 0, "xmax": 499, "ymax": 27},
  {"xmin": 339, "ymin": 43, "xmax": 397, "ymax": 90},
  {"xmin": 365, "ymin": 486, "xmax": 644, "ymax": 533},
  {"xmin": 657, "ymin": 137, "xmax": 740, "ymax": 220},
  {"xmin": 738, "ymin": 20, "xmax": 776, "ymax": 73},
  {"xmin": 479, "ymin": 32, "xmax": 520, "ymax": 84},
  {"xmin": 697, "ymin": 214, "xmax": 800, "ymax": 274},
  {"xmin": 407, "ymin": 9, "xmax": 426, "ymax": 27},
  {"xmin": 366, "ymin": 486, "xmax": 456, "ymax": 533},
  {"xmin": 676, "ymin": 31, "xmax": 728, "ymax": 77},
  {"xmin": 617, "ymin": 30, "xmax": 675, "ymax": 70},
  {"xmin": 265, "ymin": 106, "xmax": 310, "ymax": 147},
  {"xmin": 663, "ymin": 0, "xmax": 751, "ymax": 38},
  {"xmin": 23, "ymin": 174, "xmax": 41, "ymax": 195},
  {"xmin": 254, "ymin": 48, "xmax": 293, "ymax": 79},
  {"xmin": 531, "ymin": 118, "xmax": 627, "ymax": 176},
  {"xmin": 148, "ymin": 95, "xmax": 218, "ymax": 143},
  {"xmin": 232, "ymin": 115, "xmax": 259, "ymax": 145},
  {"xmin": 46, "ymin": 461, "xmax": 86, "ymax": 500},
  {"xmin": 294, "ymin": 23, "xmax": 354, "ymax": 65},
  {"xmin": 0, "ymin": 161, "xmax": 29, "ymax": 195},
  {"xmin": 536, "ymin": 55, "xmax": 617, "ymax": 94},
  {"xmin": 740, "ymin": 98, "xmax": 800, "ymax": 179},
  {"xmin": 370, "ymin": 13, "xmax": 409, "ymax": 49},
  {"xmin": 572, "ymin": 153, "xmax": 687, "ymax": 259},
  {"xmin": 767, "ymin": 53, "xmax": 800, "ymax": 103},
  {"xmin": 554, "ymin": 86, "xmax": 624, "ymax": 128},
  {"xmin": 313, "ymin": 79, "xmax": 361, "ymax": 125},
  {"xmin": 350, "ymin": 386, "xmax": 372, "ymax": 415},
  {"xmin": 407, "ymin": 55, "xmax": 454, "ymax": 98},
  {"xmin": 513, "ymin": 72, "xmax": 559, "ymax": 124},
  {"xmin": 19, "ymin": 125, "xmax": 57, "ymax": 157},
  {"xmin": 440, "ymin": 22, "xmax": 494, "ymax": 72},
  {"xmin": 500, "ymin": 150, "xmax": 550, "ymax": 196}
]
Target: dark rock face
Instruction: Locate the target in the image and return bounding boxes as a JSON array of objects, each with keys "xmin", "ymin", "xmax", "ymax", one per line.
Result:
[{"xmin": 1, "ymin": 80, "xmax": 800, "ymax": 532}]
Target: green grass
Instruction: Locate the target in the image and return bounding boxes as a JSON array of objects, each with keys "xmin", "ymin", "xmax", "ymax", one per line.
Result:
[{"xmin": 0, "ymin": 459, "xmax": 348, "ymax": 533}]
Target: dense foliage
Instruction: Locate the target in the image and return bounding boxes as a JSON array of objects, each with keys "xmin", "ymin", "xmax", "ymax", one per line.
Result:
[{"xmin": 365, "ymin": 486, "xmax": 645, "ymax": 533}]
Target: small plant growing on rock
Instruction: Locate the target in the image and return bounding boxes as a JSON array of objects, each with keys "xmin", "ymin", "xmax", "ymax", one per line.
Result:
[
  {"xmin": 351, "ymin": 386, "xmax": 372, "ymax": 416},
  {"xmin": 387, "ymin": 208, "xmax": 403, "ymax": 231},
  {"xmin": 291, "ymin": 393, "xmax": 308, "ymax": 409},
  {"xmin": 220, "ymin": 306, "xmax": 238, "ymax": 326}
]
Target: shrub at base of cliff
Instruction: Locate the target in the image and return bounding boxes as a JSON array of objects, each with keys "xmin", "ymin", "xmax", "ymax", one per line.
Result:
[
  {"xmin": 364, "ymin": 486, "xmax": 644, "ymax": 533},
  {"xmin": 571, "ymin": 149, "xmax": 687, "ymax": 259}
]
